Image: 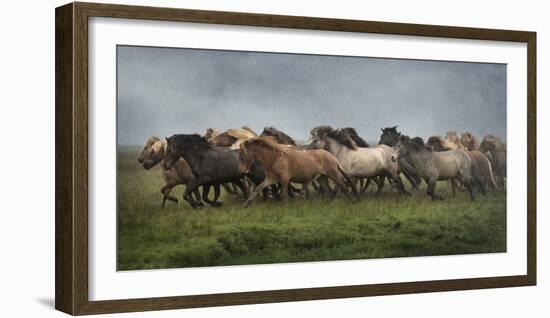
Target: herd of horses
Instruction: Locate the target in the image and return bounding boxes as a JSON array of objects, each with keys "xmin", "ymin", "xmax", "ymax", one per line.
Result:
[{"xmin": 136, "ymin": 125, "xmax": 506, "ymax": 209}]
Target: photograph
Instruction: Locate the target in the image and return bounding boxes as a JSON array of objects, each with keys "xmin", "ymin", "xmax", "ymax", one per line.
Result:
[{"xmin": 116, "ymin": 45, "xmax": 507, "ymax": 271}]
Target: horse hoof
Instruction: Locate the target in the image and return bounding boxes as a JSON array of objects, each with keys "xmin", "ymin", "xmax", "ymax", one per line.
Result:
[
  {"xmin": 211, "ymin": 201, "xmax": 223, "ymax": 207},
  {"xmin": 243, "ymin": 200, "xmax": 252, "ymax": 208}
]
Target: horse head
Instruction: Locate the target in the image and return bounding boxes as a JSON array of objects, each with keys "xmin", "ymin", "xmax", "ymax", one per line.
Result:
[
  {"xmin": 480, "ymin": 134, "xmax": 498, "ymax": 153},
  {"xmin": 308, "ymin": 125, "xmax": 334, "ymax": 150},
  {"xmin": 138, "ymin": 137, "xmax": 165, "ymax": 170},
  {"xmin": 392, "ymin": 135, "xmax": 427, "ymax": 162},
  {"xmin": 379, "ymin": 126, "xmax": 400, "ymax": 146}
]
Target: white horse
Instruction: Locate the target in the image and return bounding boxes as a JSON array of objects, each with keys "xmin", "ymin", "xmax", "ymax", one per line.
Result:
[{"xmin": 309, "ymin": 127, "xmax": 410, "ymax": 195}]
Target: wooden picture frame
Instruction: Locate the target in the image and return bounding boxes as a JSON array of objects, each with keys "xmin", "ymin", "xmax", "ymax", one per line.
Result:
[{"xmin": 55, "ymin": 2, "xmax": 536, "ymax": 315}]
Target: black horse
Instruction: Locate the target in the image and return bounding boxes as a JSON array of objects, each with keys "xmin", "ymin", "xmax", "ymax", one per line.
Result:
[
  {"xmin": 163, "ymin": 134, "xmax": 263, "ymax": 208},
  {"xmin": 378, "ymin": 126, "xmax": 422, "ymax": 190}
]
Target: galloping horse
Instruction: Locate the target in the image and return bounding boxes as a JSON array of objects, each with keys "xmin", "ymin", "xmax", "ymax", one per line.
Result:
[
  {"xmin": 427, "ymin": 136, "xmax": 497, "ymax": 195},
  {"xmin": 310, "ymin": 126, "xmax": 410, "ymax": 196},
  {"xmin": 392, "ymin": 135, "xmax": 476, "ymax": 200},
  {"xmin": 378, "ymin": 126, "xmax": 422, "ymax": 190},
  {"xmin": 163, "ymin": 134, "xmax": 266, "ymax": 208},
  {"xmin": 238, "ymin": 136, "xmax": 359, "ymax": 207},
  {"xmin": 138, "ymin": 136, "xmax": 200, "ymax": 208}
]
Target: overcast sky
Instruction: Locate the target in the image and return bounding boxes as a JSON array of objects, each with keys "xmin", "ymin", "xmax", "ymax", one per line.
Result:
[{"xmin": 117, "ymin": 45, "xmax": 506, "ymax": 146}]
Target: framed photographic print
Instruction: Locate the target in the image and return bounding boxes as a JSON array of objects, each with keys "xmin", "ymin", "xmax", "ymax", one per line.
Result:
[{"xmin": 55, "ymin": 2, "xmax": 536, "ymax": 315}]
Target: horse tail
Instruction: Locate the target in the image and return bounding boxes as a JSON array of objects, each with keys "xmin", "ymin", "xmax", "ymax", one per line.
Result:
[
  {"xmin": 485, "ymin": 156, "xmax": 499, "ymax": 191},
  {"xmin": 337, "ymin": 163, "xmax": 359, "ymax": 200}
]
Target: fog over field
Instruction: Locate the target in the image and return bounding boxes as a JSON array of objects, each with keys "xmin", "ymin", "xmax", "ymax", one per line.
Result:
[{"xmin": 117, "ymin": 45, "xmax": 506, "ymax": 146}]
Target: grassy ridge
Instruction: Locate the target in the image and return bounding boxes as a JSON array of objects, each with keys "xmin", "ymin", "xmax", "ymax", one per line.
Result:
[{"xmin": 117, "ymin": 148, "xmax": 506, "ymax": 271}]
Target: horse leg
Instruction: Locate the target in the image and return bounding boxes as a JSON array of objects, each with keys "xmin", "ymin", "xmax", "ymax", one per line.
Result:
[
  {"xmin": 384, "ymin": 169, "xmax": 410, "ymax": 196},
  {"xmin": 450, "ymin": 178, "xmax": 457, "ymax": 196},
  {"xmin": 280, "ymin": 179, "xmax": 290, "ymax": 203},
  {"xmin": 203, "ymin": 184, "xmax": 223, "ymax": 207},
  {"xmin": 183, "ymin": 180, "xmax": 204, "ymax": 209},
  {"xmin": 374, "ymin": 176, "xmax": 385, "ymax": 195},
  {"xmin": 316, "ymin": 175, "xmax": 334, "ymax": 199},
  {"xmin": 233, "ymin": 179, "xmax": 248, "ymax": 200},
  {"xmin": 192, "ymin": 188, "xmax": 202, "ymax": 205},
  {"xmin": 244, "ymin": 177, "xmax": 277, "ymax": 208},
  {"xmin": 160, "ymin": 183, "xmax": 178, "ymax": 209},
  {"xmin": 400, "ymin": 162, "xmax": 420, "ymax": 190},
  {"xmin": 302, "ymin": 182, "xmax": 310, "ymax": 199},
  {"xmin": 426, "ymin": 177, "xmax": 443, "ymax": 200},
  {"xmin": 222, "ymin": 183, "xmax": 236, "ymax": 196},
  {"xmin": 326, "ymin": 169, "xmax": 355, "ymax": 202}
]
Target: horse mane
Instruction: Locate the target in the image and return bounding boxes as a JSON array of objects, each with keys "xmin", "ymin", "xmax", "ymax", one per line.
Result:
[
  {"xmin": 401, "ymin": 135, "xmax": 430, "ymax": 152},
  {"xmin": 245, "ymin": 136, "xmax": 291, "ymax": 155},
  {"xmin": 170, "ymin": 134, "xmax": 212, "ymax": 152},
  {"xmin": 203, "ymin": 128, "xmax": 220, "ymax": 140},
  {"xmin": 428, "ymin": 135, "xmax": 457, "ymax": 151},
  {"xmin": 482, "ymin": 134, "xmax": 506, "ymax": 151},
  {"xmin": 261, "ymin": 126, "xmax": 297, "ymax": 146},
  {"xmin": 382, "ymin": 126, "xmax": 400, "ymax": 134},
  {"xmin": 327, "ymin": 129, "xmax": 358, "ymax": 150},
  {"xmin": 241, "ymin": 125, "xmax": 258, "ymax": 136},
  {"xmin": 310, "ymin": 125, "xmax": 334, "ymax": 138},
  {"xmin": 226, "ymin": 127, "xmax": 256, "ymax": 140},
  {"xmin": 342, "ymin": 127, "xmax": 369, "ymax": 147}
]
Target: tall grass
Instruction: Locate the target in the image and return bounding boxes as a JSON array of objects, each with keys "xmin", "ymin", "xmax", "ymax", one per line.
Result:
[{"xmin": 117, "ymin": 147, "xmax": 506, "ymax": 271}]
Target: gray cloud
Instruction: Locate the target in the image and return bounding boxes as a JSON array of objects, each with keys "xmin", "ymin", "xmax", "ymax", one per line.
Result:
[{"xmin": 117, "ymin": 45, "xmax": 506, "ymax": 145}]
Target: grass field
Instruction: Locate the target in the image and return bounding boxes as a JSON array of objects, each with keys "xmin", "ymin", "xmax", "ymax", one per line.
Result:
[{"xmin": 117, "ymin": 147, "xmax": 506, "ymax": 271}]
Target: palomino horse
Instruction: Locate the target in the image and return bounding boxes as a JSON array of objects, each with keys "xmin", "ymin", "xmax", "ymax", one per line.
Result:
[
  {"xmin": 208, "ymin": 126, "xmax": 257, "ymax": 149},
  {"xmin": 137, "ymin": 136, "xmax": 200, "ymax": 208},
  {"xmin": 392, "ymin": 135, "xmax": 476, "ymax": 201},
  {"xmin": 310, "ymin": 126, "xmax": 410, "ymax": 196},
  {"xmin": 238, "ymin": 136, "xmax": 359, "ymax": 207},
  {"xmin": 427, "ymin": 136, "xmax": 497, "ymax": 195},
  {"xmin": 480, "ymin": 134, "xmax": 506, "ymax": 189},
  {"xmin": 378, "ymin": 126, "xmax": 422, "ymax": 190}
]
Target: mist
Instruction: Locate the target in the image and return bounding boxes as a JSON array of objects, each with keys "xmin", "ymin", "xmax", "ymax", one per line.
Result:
[{"xmin": 117, "ymin": 45, "xmax": 506, "ymax": 146}]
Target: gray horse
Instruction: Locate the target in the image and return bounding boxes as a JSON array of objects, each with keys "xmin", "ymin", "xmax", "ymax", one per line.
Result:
[{"xmin": 392, "ymin": 135, "xmax": 476, "ymax": 201}]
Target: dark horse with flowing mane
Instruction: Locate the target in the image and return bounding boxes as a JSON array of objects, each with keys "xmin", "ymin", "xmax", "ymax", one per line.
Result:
[
  {"xmin": 239, "ymin": 136, "xmax": 359, "ymax": 207},
  {"xmin": 163, "ymin": 134, "xmax": 264, "ymax": 208},
  {"xmin": 378, "ymin": 126, "xmax": 422, "ymax": 190}
]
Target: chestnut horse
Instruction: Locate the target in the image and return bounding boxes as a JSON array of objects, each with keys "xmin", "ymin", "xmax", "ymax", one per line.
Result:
[{"xmin": 238, "ymin": 136, "xmax": 359, "ymax": 207}]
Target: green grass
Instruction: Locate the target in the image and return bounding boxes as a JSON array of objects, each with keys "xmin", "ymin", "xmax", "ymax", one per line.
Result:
[{"xmin": 117, "ymin": 147, "xmax": 506, "ymax": 271}]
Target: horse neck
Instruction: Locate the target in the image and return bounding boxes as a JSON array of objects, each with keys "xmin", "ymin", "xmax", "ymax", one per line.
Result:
[
  {"xmin": 249, "ymin": 144, "xmax": 281, "ymax": 167},
  {"xmin": 326, "ymin": 137, "xmax": 349, "ymax": 158},
  {"xmin": 406, "ymin": 148, "xmax": 431, "ymax": 167}
]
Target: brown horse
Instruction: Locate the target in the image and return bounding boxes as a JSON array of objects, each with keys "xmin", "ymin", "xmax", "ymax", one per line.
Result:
[
  {"xmin": 238, "ymin": 136, "xmax": 359, "ymax": 207},
  {"xmin": 460, "ymin": 132, "xmax": 480, "ymax": 151}
]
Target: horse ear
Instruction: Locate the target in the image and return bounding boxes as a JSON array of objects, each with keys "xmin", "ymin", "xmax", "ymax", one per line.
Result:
[{"xmin": 381, "ymin": 128, "xmax": 385, "ymax": 133}]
